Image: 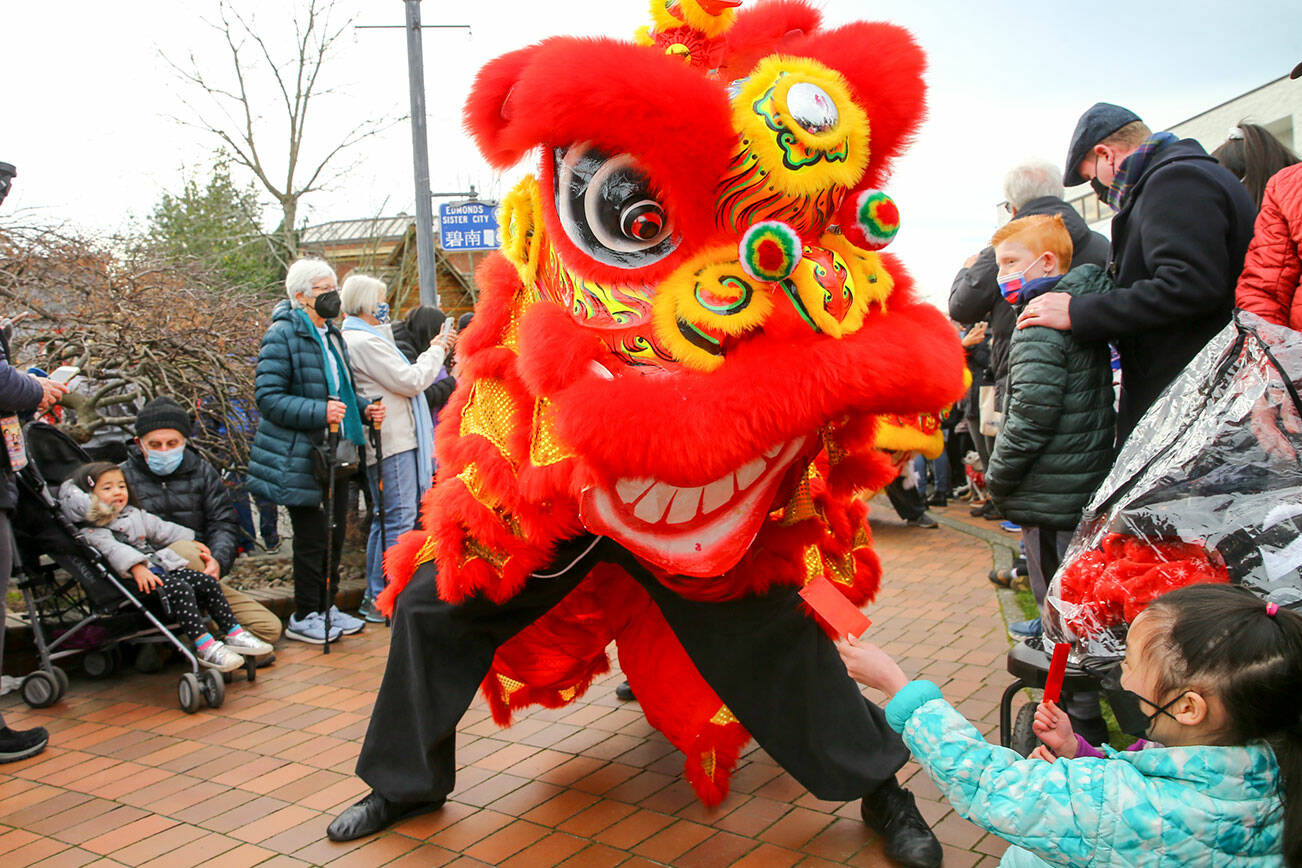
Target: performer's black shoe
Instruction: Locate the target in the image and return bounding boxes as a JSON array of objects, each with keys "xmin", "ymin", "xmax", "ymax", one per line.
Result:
[
  {"xmin": 615, "ymin": 680, "xmax": 636, "ymax": 702},
  {"xmin": 861, "ymin": 779, "xmax": 943, "ymax": 868},
  {"xmin": 326, "ymin": 790, "xmax": 444, "ymax": 842}
]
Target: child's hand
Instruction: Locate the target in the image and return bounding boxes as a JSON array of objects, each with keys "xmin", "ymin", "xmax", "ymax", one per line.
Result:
[
  {"xmin": 1029, "ymin": 745, "xmax": 1059, "ymax": 763},
  {"xmin": 835, "ymin": 636, "xmax": 909, "ymax": 697},
  {"xmin": 131, "ymin": 564, "xmax": 163, "ymax": 594},
  {"xmin": 1032, "ymin": 700, "xmax": 1077, "ymax": 759}
]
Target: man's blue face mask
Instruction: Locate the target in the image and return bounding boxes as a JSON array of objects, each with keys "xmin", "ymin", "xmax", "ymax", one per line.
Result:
[{"xmin": 145, "ymin": 445, "xmax": 184, "ymax": 476}]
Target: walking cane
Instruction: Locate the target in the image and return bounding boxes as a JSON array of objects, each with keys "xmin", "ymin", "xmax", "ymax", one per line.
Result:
[
  {"xmin": 321, "ymin": 411, "xmax": 340, "ymax": 655},
  {"xmin": 366, "ymin": 399, "xmax": 387, "ymax": 605}
]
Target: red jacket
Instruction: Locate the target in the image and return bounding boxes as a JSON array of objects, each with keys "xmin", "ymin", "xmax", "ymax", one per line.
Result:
[{"xmin": 1236, "ymin": 163, "xmax": 1302, "ymax": 329}]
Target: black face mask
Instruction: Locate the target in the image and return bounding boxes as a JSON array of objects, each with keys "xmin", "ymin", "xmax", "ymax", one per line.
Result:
[
  {"xmin": 1109, "ymin": 686, "xmax": 1187, "ymax": 739},
  {"xmin": 313, "ymin": 290, "xmax": 341, "ymax": 320},
  {"xmin": 1090, "ymin": 178, "xmax": 1110, "ymax": 203}
]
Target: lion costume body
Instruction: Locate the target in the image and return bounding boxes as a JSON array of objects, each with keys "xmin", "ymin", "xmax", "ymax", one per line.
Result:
[{"xmin": 360, "ymin": 0, "xmax": 964, "ymax": 811}]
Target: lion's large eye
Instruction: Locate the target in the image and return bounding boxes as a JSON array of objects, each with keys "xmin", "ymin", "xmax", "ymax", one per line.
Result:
[{"xmin": 553, "ymin": 144, "xmax": 678, "ymax": 268}]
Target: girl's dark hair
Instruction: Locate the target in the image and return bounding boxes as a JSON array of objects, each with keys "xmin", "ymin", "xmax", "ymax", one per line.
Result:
[
  {"xmin": 1211, "ymin": 123, "xmax": 1300, "ymax": 208},
  {"xmin": 70, "ymin": 461, "xmax": 136, "ymax": 506},
  {"xmin": 1145, "ymin": 584, "xmax": 1302, "ymax": 866}
]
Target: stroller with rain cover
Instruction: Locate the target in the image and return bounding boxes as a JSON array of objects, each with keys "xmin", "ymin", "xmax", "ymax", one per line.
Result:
[
  {"xmin": 9, "ymin": 422, "xmax": 254, "ymax": 713},
  {"xmin": 999, "ymin": 311, "xmax": 1302, "ymax": 753}
]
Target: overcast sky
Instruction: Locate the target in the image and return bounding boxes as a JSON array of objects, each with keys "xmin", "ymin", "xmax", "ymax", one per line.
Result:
[{"xmin": 4, "ymin": 0, "xmax": 1300, "ymax": 307}]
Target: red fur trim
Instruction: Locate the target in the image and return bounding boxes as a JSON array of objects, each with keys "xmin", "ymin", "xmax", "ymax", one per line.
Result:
[
  {"xmin": 719, "ymin": 0, "xmax": 823, "ymax": 81},
  {"xmin": 683, "ymin": 720, "xmax": 751, "ymax": 807},
  {"xmin": 515, "ymin": 302, "xmax": 610, "ymax": 396}
]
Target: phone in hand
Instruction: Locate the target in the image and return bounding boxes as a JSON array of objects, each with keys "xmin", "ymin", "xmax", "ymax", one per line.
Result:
[{"xmin": 50, "ymin": 365, "xmax": 81, "ymax": 384}]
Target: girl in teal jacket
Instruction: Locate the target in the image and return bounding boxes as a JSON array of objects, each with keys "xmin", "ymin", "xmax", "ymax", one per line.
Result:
[{"xmin": 838, "ymin": 584, "xmax": 1301, "ymax": 866}]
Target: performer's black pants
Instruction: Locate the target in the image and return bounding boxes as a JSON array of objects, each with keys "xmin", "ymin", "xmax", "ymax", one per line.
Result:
[{"xmin": 356, "ymin": 535, "xmax": 909, "ymax": 804}]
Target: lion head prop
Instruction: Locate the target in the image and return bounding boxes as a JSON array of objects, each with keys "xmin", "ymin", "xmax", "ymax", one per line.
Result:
[{"xmin": 381, "ymin": 0, "xmax": 965, "ymax": 805}]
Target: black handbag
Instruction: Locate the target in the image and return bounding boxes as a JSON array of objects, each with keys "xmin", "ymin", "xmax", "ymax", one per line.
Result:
[{"xmin": 310, "ymin": 429, "xmax": 360, "ymax": 488}]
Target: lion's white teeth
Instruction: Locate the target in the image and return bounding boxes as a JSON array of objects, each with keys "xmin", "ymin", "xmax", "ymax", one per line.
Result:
[
  {"xmin": 700, "ymin": 474, "xmax": 735, "ymax": 514},
  {"xmin": 616, "ymin": 477, "xmax": 654, "ymax": 504},
  {"xmin": 735, "ymin": 458, "xmax": 765, "ymax": 490},
  {"xmin": 665, "ymin": 486, "xmax": 704, "ymax": 525},
  {"xmin": 633, "ymin": 482, "xmax": 675, "ymax": 523}
]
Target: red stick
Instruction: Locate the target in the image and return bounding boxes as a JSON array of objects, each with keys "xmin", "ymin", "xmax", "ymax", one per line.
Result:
[{"xmin": 1043, "ymin": 642, "xmax": 1071, "ymax": 705}]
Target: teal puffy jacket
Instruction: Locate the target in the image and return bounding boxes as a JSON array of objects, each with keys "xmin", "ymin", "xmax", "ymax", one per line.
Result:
[
  {"xmin": 986, "ymin": 265, "xmax": 1116, "ymax": 530},
  {"xmin": 887, "ymin": 682, "xmax": 1284, "ymax": 866},
  {"xmin": 246, "ymin": 300, "xmax": 361, "ymax": 507}
]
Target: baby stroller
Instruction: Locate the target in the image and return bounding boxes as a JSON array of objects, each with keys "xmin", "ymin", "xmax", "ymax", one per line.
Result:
[
  {"xmin": 9, "ymin": 422, "xmax": 254, "ymax": 713},
  {"xmin": 999, "ymin": 312, "xmax": 1302, "ymax": 753}
]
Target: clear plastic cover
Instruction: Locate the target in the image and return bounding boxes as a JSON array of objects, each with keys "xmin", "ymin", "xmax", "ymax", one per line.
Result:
[{"xmin": 1043, "ymin": 312, "xmax": 1302, "ymax": 659}]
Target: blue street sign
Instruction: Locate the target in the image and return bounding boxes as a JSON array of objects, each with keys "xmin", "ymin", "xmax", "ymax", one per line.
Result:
[{"xmin": 438, "ymin": 200, "xmax": 499, "ymax": 251}]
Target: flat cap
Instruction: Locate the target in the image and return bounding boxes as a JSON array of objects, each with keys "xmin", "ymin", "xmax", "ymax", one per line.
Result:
[
  {"xmin": 1292, "ymin": 60, "xmax": 1302, "ymax": 80},
  {"xmin": 1063, "ymin": 102, "xmax": 1142, "ymax": 187}
]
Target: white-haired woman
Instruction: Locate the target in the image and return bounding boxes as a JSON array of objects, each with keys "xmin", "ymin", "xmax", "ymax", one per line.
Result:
[
  {"xmin": 339, "ymin": 273, "xmax": 454, "ymax": 621},
  {"xmin": 247, "ymin": 259, "xmax": 384, "ymax": 644}
]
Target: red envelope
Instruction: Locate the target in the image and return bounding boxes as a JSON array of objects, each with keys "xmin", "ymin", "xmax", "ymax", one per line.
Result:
[
  {"xmin": 799, "ymin": 576, "xmax": 871, "ymax": 639},
  {"xmin": 1043, "ymin": 642, "xmax": 1071, "ymax": 705}
]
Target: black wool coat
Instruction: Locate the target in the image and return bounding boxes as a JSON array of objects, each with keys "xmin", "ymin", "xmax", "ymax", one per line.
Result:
[{"xmin": 1069, "ymin": 139, "xmax": 1257, "ymax": 441}]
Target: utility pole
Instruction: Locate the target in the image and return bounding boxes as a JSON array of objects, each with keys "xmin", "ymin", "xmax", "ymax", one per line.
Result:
[
  {"xmin": 404, "ymin": 0, "xmax": 439, "ymax": 307},
  {"xmin": 359, "ymin": 6, "xmax": 470, "ymax": 308}
]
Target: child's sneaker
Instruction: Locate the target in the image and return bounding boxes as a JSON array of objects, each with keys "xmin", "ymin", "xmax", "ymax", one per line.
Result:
[
  {"xmin": 224, "ymin": 628, "xmax": 274, "ymax": 657},
  {"xmin": 328, "ymin": 605, "xmax": 365, "ymax": 635},
  {"xmin": 285, "ymin": 611, "xmax": 343, "ymax": 645},
  {"xmin": 0, "ymin": 726, "xmax": 49, "ymax": 764},
  {"xmin": 197, "ymin": 640, "xmax": 244, "ymax": 673}
]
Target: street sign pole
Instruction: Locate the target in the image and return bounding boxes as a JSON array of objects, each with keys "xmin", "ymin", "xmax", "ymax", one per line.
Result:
[{"xmin": 404, "ymin": 0, "xmax": 439, "ymax": 307}]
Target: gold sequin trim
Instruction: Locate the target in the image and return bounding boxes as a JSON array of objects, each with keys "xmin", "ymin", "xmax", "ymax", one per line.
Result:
[
  {"xmin": 700, "ymin": 749, "xmax": 716, "ymax": 780},
  {"xmin": 460, "ymin": 378, "xmax": 520, "ymax": 463},
  {"xmin": 497, "ymin": 672, "xmax": 524, "ymax": 701},
  {"xmin": 709, "ymin": 706, "xmax": 739, "ymax": 727},
  {"xmin": 802, "ymin": 544, "xmax": 823, "ymax": 585},
  {"xmin": 558, "ymin": 686, "xmax": 576, "ymax": 702},
  {"xmin": 826, "ymin": 553, "xmax": 856, "ymax": 587},
  {"xmin": 466, "ymin": 537, "xmax": 509, "ymax": 570},
  {"xmin": 530, "ymin": 397, "xmax": 575, "ymax": 467},
  {"xmin": 455, "ymin": 463, "xmax": 494, "ymax": 509},
  {"xmin": 413, "ymin": 535, "xmax": 438, "ymax": 566},
  {"xmin": 779, "ymin": 466, "xmax": 817, "ymax": 526}
]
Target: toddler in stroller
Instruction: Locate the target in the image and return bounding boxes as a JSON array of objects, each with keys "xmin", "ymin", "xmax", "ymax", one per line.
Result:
[{"xmin": 57, "ymin": 462, "xmax": 272, "ymax": 672}]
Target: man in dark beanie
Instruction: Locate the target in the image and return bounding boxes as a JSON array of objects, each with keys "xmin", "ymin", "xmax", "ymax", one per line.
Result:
[
  {"xmin": 1018, "ymin": 103, "xmax": 1256, "ymax": 444},
  {"xmin": 121, "ymin": 396, "xmax": 281, "ymax": 648}
]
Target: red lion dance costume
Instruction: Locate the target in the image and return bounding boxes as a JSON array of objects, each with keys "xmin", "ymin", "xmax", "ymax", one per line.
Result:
[{"xmin": 330, "ymin": 3, "xmax": 964, "ymax": 862}]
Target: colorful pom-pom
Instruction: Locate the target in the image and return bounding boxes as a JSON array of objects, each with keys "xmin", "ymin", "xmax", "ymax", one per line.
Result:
[
  {"xmin": 738, "ymin": 221, "xmax": 802, "ymax": 283},
  {"xmin": 852, "ymin": 190, "xmax": 900, "ymax": 250}
]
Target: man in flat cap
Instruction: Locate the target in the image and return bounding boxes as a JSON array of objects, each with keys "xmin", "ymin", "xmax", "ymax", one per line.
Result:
[{"xmin": 1018, "ymin": 102, "xmax": 1256, "ymax": 443}]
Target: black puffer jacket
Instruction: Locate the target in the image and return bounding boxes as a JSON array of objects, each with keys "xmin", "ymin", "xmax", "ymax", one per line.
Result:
[
  {"xmin": 121, "ymin": 445, "xmax": 242, "ymax": 575},
  {"xmin": 1069, "ymin": 139, "xmax": 1257, "ymax": 441},
  {"xmin": 986, "ymin": 266, "xmax": 1117, "ymax": 530},
  {"xmin": 949, "ymin": 196, "xmax": 1110, "ymax": 402}
]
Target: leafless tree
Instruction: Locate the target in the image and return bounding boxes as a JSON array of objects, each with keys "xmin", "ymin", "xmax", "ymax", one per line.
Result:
[
  {"xmin": 166, "ymin": 0, "xmax": 396, "ymax": 261},
  {"xmin": 0, "ymin": 224, "xmax": 267, "ymax": 474}
]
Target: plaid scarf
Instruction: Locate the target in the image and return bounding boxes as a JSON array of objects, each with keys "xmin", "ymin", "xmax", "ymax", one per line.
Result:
[{"xmin": 1105, "ymin": 131, "xmax": 1177, "ymax": 211}]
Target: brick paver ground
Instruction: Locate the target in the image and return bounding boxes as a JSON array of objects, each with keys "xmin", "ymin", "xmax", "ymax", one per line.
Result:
[{"xmin": 1, "ymin": 509, "xmax": 1016, "ymax": 867}]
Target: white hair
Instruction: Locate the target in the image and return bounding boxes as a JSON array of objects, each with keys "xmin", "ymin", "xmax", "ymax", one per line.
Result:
[
  {"xmin": 1003, "ymin": 160, "xmax": 1065, "ymax": 210},
  {"xmin": 340, "ymin": 273, "xmax": 387, "ymax": 317},
  {"xmin": 284, "ymin": 258, "xmax": 337, "ymax": 307}
]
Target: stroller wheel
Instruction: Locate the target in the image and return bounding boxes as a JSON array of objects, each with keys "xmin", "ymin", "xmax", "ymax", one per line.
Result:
[
  {"xmin": 21, "ymin": 670, "xmax": 63, "ymax": 709},
  {"xmin": 51, "ymin": 666, "xmax": 70, "ymax": 697},
  {"xmin": 83, "ymin": 649, "xmax": 120, "ymax": 679},
  {"xmin": 177, "ymin": 673, "xmax": 203, "ymax": 714},
  {"xmin": 1011, "ymin": 702, "xmax": 1038, "ymax": 757},
  {"xmin": 200, "ymin": 669, "xmax": 225, "ymax": 709}
]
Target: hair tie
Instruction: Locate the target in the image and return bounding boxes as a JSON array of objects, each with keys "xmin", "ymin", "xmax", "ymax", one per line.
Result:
[
  {"xmin": 86, "ymin": 474, "xmax": 94, "ymax": 488},
  {"xmin": 1266, "ymin": 602, "xmax": 1280, "ymax": 617}
]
